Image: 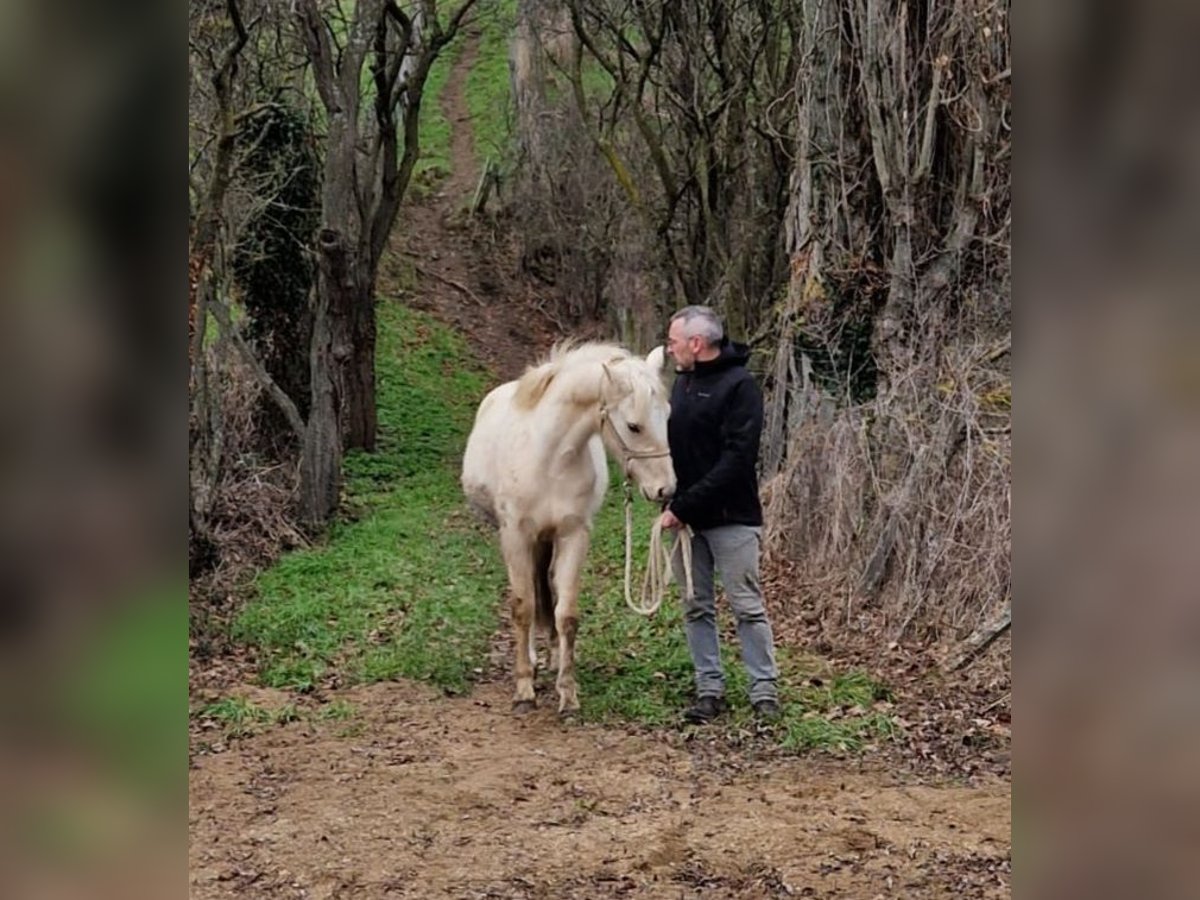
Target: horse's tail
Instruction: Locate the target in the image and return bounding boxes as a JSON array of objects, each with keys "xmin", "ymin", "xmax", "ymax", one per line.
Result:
[{"xmin": 533, "ymin": 539, "xmax": 556, "ymax": 638}]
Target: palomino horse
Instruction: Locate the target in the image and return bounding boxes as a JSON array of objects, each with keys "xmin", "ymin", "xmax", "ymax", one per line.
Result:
[{"xmin": 462, "ymin": 342, "xmax": 675, "ymax": 716}]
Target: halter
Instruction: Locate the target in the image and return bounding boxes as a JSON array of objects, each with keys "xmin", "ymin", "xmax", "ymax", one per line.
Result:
[
  {"xmin": 596, "ymin": 392, "xmax": 690, "ymax": 617},
  {"xmin": 597, "ymin": 404, "xmax": 671, "ymax": 478}
]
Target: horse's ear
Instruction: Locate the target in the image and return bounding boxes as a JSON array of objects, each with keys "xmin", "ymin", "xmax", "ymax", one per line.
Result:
[{"xmin": 646, "ymin": 345, "xmax": 667, "ymax": 373}]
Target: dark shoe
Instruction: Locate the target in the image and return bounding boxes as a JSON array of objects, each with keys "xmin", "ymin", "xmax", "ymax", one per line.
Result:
[
  {"xmin": 684, "ymin": 695, "xmax": 727, "ymax": 724},
  {"xmin": 752, "ymin": 699, "xmax": 782, "ymax": 723}
]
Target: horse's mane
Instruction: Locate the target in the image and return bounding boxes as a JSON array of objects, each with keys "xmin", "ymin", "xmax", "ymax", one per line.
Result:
[{"xmin": 513, "ymin": 340, "xmax": 631, "ymax": 410}]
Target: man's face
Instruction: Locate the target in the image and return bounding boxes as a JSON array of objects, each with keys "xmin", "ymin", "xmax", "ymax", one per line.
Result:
[{"xmin": 665, "ymin": 319, "xmax": 701, "ymax": 372}]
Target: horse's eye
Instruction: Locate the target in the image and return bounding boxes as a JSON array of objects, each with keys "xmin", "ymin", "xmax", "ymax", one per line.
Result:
[{"xmin": 627, "ymin": 423, "xmax": 642, "ymax": 434}]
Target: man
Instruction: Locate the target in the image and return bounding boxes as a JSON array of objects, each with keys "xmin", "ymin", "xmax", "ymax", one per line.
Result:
[{"xmin": 659, "ymin": 305, "xmax": 781, "ymax": 724}]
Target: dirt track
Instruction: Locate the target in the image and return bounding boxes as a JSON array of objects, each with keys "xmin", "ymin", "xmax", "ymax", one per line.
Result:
[{"xmin": 189, "ymin": 680, "xmax": 1009, "ymax": 899}]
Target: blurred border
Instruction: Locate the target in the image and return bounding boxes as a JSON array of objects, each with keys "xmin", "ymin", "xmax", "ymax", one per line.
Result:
[
  {"xmin": 1023, "ymin": 1, "xmax": 1200, "ymax": 897},
  {"xmin": 0, "ymin": 0, "xmax": 182, "ymax": 897}
]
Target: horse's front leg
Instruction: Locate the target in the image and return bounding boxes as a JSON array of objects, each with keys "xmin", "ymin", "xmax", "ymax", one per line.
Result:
[
  {"xmin": 552, "ymin": 529, "xmax": 590, "ymax": 717},
  {"xmin": 501, "ymin": 527, "xmax": 537, "ymax": 711}
]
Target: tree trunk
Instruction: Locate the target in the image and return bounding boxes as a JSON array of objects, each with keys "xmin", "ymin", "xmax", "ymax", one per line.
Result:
[
  {"xmin": 512, "ymin": 0, "xmax": 546, "ymax": 168},
  {"xmin": 299, "ymin": 387, "xmax": 342, "ymax": 528},
  {"xmin": 189, "ymin": 0, "xmax": 247, "ymax": 566},
  {"xmin": 299, "ymin": 227, "xmax": 354, "ymax": 526},
  {"xmin": 761, "ymin": 0, "xmax": 841, "ymax": 476},
  {"xmin": 344, "ymin": 280, "xmax": 377, "ymax": 452},
  {"xmin": 294, "ymin": 0, "xmax": 477, "ymax": 485},
  {"xmin": 189, "ymin": 262, "xmax": 224, "ymax": 573}
]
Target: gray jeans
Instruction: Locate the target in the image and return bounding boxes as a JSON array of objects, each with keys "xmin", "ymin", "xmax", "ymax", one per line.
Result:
[{"xmin": 672, "ymin": 524, "xmax": 778, "ymax": 704}]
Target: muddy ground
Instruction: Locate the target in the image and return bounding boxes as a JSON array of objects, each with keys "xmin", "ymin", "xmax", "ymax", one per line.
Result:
[{"xmin": 189, "ymin": 680, "xmax": 1009, "ymax": 899}]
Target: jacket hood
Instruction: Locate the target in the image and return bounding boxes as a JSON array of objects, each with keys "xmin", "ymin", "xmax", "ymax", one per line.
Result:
[{"xmin": 693, "ymin": 338, "xmax": 751, "ymax": 372}]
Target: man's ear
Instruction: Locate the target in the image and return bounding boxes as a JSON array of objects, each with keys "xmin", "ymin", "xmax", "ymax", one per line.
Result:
[{"xmin": 646, "ymin": 345, "xmax": 667, "ymax": 372}]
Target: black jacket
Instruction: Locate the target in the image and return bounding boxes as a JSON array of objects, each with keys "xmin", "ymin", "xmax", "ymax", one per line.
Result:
[{"xmin": 666, "ymin": 340, "xmax": 763, "ymax": 530}]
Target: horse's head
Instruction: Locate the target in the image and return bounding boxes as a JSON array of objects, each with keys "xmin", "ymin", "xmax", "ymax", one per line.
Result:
[{"xmin": 600, "ymin": 349, "xmax": 676, "ymax": 503}]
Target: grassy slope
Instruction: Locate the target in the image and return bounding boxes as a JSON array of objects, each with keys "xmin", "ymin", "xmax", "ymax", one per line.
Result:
[
  {"xmin": 414, "ymin": 39, "xmax": 459, "ymax": 183},
  {"xmin": 233, "ymin": 305, "xmax": 504, "ymax": 695},
  {"xmin": 464, "ymin": 0, "xmax": 517, "ymax": 165}
]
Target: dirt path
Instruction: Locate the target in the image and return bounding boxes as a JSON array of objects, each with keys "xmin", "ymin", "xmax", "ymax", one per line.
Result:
[
  {"xmin": 441, "ymin": 33, "xmax": 486, "ymax": 206},
  {"xmin": 190, "ymin": 37, "xmax": 1010, "ymax": 900},
  {"xmin": 190, "ymin": 681, "xmax": 1009, "ymax": 899},
  {"xmin": 377, "ymin": 30, "xmax": 560, "ymax": 383}
]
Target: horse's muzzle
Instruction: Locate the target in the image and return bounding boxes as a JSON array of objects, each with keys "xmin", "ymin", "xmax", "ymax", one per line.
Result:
[{"xmin": 642, "ymin": 482, "xmax": 675, "ymax": 503}]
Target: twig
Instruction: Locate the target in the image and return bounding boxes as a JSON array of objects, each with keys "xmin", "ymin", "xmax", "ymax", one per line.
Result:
[
  {"xmin": 980, "ymin": 691, "xmax": 1011, "ymax": 714},
  {"xmin": 985, "ymin": 333, "xmax": 1012, "ymax": 363},
  {"xmin": 412, "ymin": 263, "xmax": 486, "ymax": 306},
  {"xmin": 945, "ymin": 603, "xmax": 1011, "ymax": 672}
]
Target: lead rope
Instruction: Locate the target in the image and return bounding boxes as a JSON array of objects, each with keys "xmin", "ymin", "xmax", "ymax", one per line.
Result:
[{"xmin": 622, "ymin": 480, "xmax": 694, "ymax": 616}]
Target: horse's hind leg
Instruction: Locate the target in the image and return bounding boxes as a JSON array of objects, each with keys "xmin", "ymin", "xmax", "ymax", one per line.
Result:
[
  {"xmin": 551, "ymin": 529, "xmax": 590, "ymax": 717},
  {"xmin": 501, "ymin": 527, "xmax": 537, "ymax": 711},
  {"xmin": 532, "ymin": 539, "xmax": 557, "ymax": 676}
]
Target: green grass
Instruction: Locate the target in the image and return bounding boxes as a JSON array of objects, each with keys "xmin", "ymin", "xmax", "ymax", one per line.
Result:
[
  {"xmin": 541, "ymin": 41, "xmax": 617, "ymax": 109},
  {"xmin": 414, "ymin": 40, "xmax": 461, "ymax": 184},
  {"xmin": 574, "ymin": 485, "xmax": 897, "ymax": 750},
  {"xmin": 778, "ymin": 672, "xmax": 898, "ymax": 752},
  {"xmin": 317, "ymin": 699, "xmax": 357, "ymax": 721},
  {"xmin": 193, "ymin": 695, "xmax": 359, "ymax": 742},
  {"xmin": 572, "ymin": 472, "xmax": 695, "ymax": 726},
  {"xmin": 233, "ymin": 303, "xmax": 504, "ymax": 694},
  {"xmin": 230, "ymin": 299, "xmax": 897, "ymax": 754},
  {"xmin": 197, "ymin": 696, "xmax": 298, "ymax": 739},
  {"xmin": 465, "ymin": 0, "xmax": 517, "ymax": 165}
]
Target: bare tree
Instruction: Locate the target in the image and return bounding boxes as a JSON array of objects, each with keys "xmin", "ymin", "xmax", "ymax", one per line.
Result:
[
  {"xmin": 295, "ymin": 0, "xmax": 477, "ymax": 471},
  {"xmin": 761, "ymin": 0, "xmax": 1011, "ymax": 649},
  {"xmin": 516, "ymin": 0, "xmax": 797, "ymax": 339},
  {"xmin": 192, "ymin": 0, "xmax": 480, "ymax": 535},
  {"xmin": 507, "ymin": 0, "xmax": 1011, "ymax": 648},
  {"xmin": 190, "ymin": 0, "xmax": 253, "ymax": 566}
]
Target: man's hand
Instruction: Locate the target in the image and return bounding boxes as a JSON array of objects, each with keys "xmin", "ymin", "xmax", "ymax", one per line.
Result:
[{"xmin": 659, "ymin": 508, "xmax": 684, "ymax": 530}]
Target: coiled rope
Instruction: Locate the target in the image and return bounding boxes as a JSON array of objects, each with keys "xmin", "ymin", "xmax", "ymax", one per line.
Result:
[{"xmin": 621, "ymin": 481, "xmax": 694, "ymax": 616}]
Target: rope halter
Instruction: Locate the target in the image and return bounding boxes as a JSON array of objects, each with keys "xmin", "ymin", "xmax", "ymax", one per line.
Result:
[
  {"xmin": 597, "ymin": 403, "xmax": 671, "ymax": 478},
  {"xmin": 595, "ymin": 400, "xmax": 691, "ymax": 616},
  {"xmin": 619, "ymin": 480, "xmax": 694, "ymax": 617}
]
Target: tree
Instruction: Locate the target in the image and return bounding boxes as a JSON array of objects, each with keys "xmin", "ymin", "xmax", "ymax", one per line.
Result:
[
  {"xmin": 232, "ymin": 103, "xmax": 320, "ymax": 454},
  {"xmin": 552, "ymin": 0, "xmax": 797, "ymax": 337},
  {"xmin": 191, "ymin": 0, "xmax": 478, "ymax": 534},
  {"xmin": 762, "ymin": 0, "xmax": 1011, "ymax": 642},
  {"xmin": 190, "ymin": 0, "xmax": 251, "ymax": 568},
  {"xmin": 295, "ymin": 0, "xmax": 477, "ymax": 459},
  {"xmin": 510, "ymin": 0, "xmax": 1011, "ymax": 644}
]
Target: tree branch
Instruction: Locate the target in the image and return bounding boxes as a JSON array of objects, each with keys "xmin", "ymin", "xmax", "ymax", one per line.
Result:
[
  {"xmin": 209, "ymin": 290, "xmax": 308, "ymax": 439},
  {"xmin": 296, "ymin": 0, "xmax": 339, "ymax": 114},
  {"xmin": 944, "ymin": 601, "xmax": 1011, "ymax": 672}
]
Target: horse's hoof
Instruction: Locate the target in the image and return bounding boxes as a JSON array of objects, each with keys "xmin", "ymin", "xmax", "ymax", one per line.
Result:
[
  {"xmin": 558, "ymin": 707, "xmax": 581, "ymax": 723},
  {"xmin": 512, "ymin": 699, "xmax": 537, "ymax": 715}
]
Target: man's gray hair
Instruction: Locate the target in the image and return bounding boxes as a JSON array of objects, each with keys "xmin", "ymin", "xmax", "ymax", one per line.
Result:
[{"xmin": 670, "ymin": 305, "xmax": 724, "ymax": 347}]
